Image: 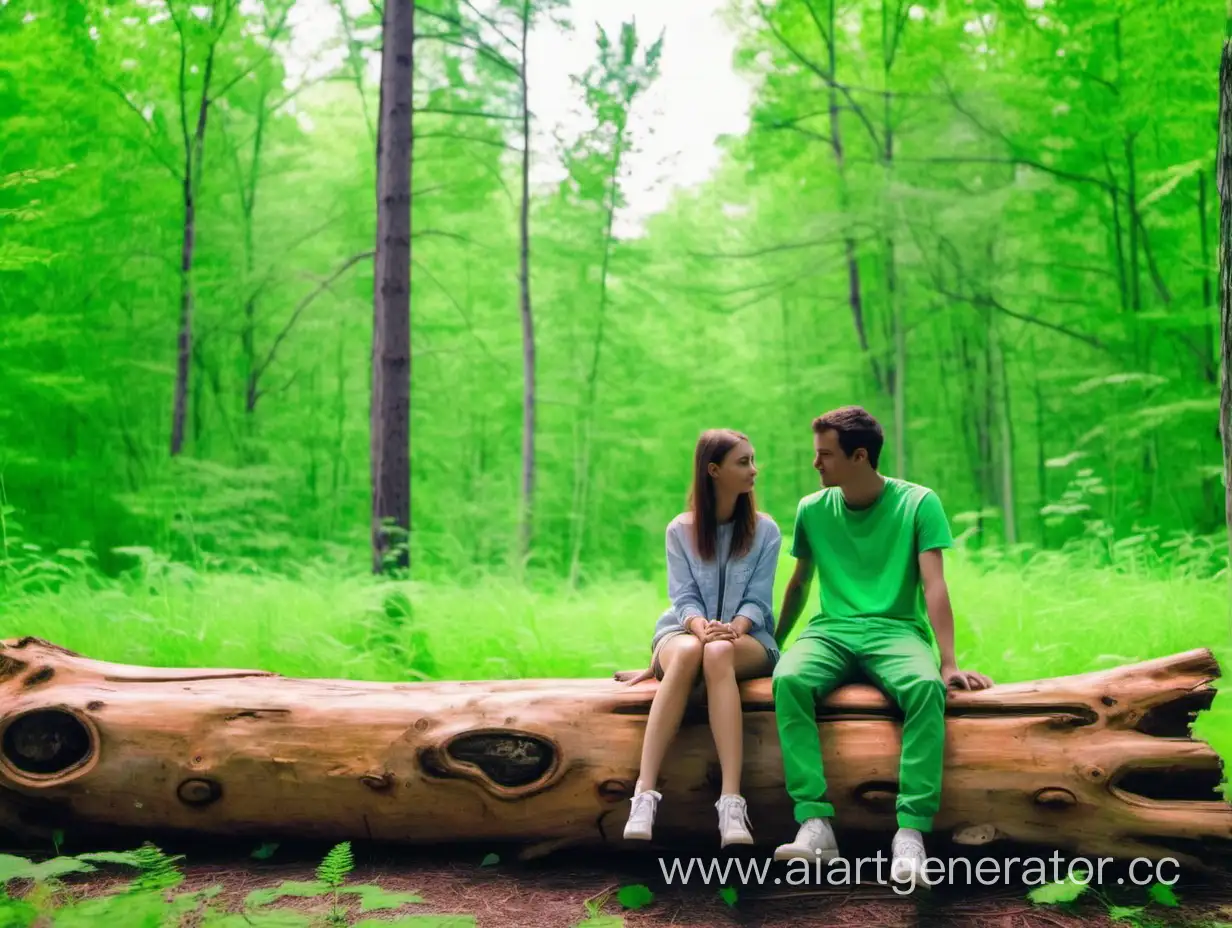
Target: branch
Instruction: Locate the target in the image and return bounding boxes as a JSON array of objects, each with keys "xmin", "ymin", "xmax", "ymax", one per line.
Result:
[
  {"xmin": 415, "ymin": 130, "xmax": 521, "ymax": 151},
  {"xmin": 414, "ymin": 105, "xmax": 521, "ymax": 121},
  {"xmin": 939, "ymin": 78, "xmax": 1115, "ymax": 193},
  {"xmin": 97, "ymin": 79, "xmax": 183, "ymax": 181},
  {"xmin": 887, "ymin": 156, "xmax": 1116, "ymax": 193},
  {"xmin": 687, "ymin": 235, "xmax": 855, "ymax": 260},
  {"xmin": 459, "ymin": 0, "xmax": 520, "ymax": 51},
  {"xmin": 169, "ymin": 3, "xmax": 192, "ymax": 163},
  {"xmin": 210, "ymin": 2, "xmax": 294, "ymax": 104},
  {"xmin": 1135, "ymin": 213, "xmax": 1173, "ymax": 305},
  {"xmin": 934, "ymin": 285, "xmax": 1109, "ymax": 351},
  {"xmin": 253, "ymin": 251, "xmax": 374, "ymax": 386},
  {"xmin": 754, "ymin": 0, "xmax": 881, "ymax": 152},
  {"xmin": 411, "ymin": 229, "xmax": 487, "ymax": 247},
  {"xmin": 415, "ymin": 32, "xmax": 520, "ymax": 75},
  {"xmin": 753, "ymin": 115, "xmax": 832, "ymax": 146}
]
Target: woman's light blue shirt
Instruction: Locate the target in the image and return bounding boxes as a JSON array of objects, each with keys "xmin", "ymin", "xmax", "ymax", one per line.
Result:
[{"xmin": 651, "ymin": 511, "xmax": 782, "ymax": 665}]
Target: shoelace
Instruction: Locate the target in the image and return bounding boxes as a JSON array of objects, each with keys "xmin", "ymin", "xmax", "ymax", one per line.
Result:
[
  {"xmin": 717, "ymin": 798, "xmax": 751, "ymax": 832},
  {"xmin": 894, "ymin": 835, "xmax": 925, "ymax": 858},
  {"xmin": 630, "ymin": 792, "xmax": 658, "ymax": 822}
]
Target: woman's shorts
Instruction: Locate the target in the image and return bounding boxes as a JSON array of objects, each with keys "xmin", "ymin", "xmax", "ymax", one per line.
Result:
[{"xmin": 650, "ymin": 629, "xmax": 775, "ymax": 681}]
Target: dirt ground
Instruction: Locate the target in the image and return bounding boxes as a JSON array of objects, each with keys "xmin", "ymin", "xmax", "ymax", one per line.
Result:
[{"xmin": 22, "ymin": 835, "xmax": 1232, "ymax": 928}]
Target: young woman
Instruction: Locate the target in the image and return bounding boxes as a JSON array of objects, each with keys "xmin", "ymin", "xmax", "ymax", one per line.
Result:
[{"xmin": 621, "ymin": 428, "xmax": 782, "ymax": 848}]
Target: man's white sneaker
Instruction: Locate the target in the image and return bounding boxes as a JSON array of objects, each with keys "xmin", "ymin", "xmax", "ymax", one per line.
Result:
[
  {"xmin": 890, "ymin": 827, "xmax": 935, "ymax": 891},
  {"xmin": 773, "ymin": 817, "xmax": 840, "ymax": 861},
  {"xmin": 715, "ymin": 794, "xmax": 754, "ymax": 848},
  {"xmin": 623, "ymin": 789, "xmax": 661, "ymax": 841}
]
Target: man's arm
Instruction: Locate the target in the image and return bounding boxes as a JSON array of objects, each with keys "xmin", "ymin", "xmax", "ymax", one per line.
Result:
[
  {"xmin": 774, "ymin": 554, "xmax": 813, "ymax": 647},
  {"xmin": 918, "ymin": 549, "xmax": 992, "ymax": 691}
]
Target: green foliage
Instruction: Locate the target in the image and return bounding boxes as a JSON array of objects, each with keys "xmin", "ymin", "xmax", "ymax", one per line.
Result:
[
  {"xmin": 316, "ymin": 842, "xmax": 355, "ymax": 890},
  {"xmin": 1027, "ymin": 866, "xmax": 1092, "ymax": 905},
  {"xmin": 577, "ymin": 887, "xmax": 623, "ymax": 926},
  {"xmin": 0, "ymin": 0, "xmax": 1224, "ymax": 586},
  {"xmin": 1148, "ymin": 881, "xmax": 1180, "ymax": 908},
  {"xmin": 252, "ymin": 842, "xmax": 281, "ymax": 860},
  {"xmin": 0, "ymin": 841, "xmax": 432, "ymax": 927},
  {"xmin": 615, "ymin": 883, "xmax": 653, "ymax": 910}
]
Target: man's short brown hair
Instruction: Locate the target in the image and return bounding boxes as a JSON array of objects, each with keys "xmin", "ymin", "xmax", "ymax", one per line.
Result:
[{"xmin": 812, "ymin": 406, "xmax": 884, "ymax": 469}]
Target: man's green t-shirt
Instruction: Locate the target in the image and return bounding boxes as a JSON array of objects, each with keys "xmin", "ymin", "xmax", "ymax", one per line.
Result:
[{"xmin": 791, "ymin": 477, "xmax": 954, "ymax": 642}]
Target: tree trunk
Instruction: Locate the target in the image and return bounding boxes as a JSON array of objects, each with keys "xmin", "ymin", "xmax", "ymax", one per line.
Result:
[
  {"xmin": 518, "ymin": 0, "xmax": 535, "ymax": 567},
  {"xmin": 568, "ymin": 123, "xmax": 624, "ymax": 588},
  {"xmin": 994, "ymin": 333, "xmax": 1016, "ymax": 546},
  {"xmin": 371, "ymin": 0, "xmax": 415, "ymax": 574},
  {"xmin": 1, "ymin": 638, "xmax": 1227, "ymax": 867},
  {"xmin": 1220, "ymin": 30, "xmax": 1232, "ymax": 591},
  {"xmin": 170, "ymin": 176, "xmax": 195, "ymax": 456},
  {"xmin": 169, "ymin": 10, "xmax": 223, "ymax": 456}
]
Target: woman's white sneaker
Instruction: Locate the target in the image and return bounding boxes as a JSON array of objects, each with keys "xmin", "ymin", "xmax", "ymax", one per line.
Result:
[
  {"xmin": 623, "ymin": 789, "xmax": 661, "ymax": 841},
  {"xmin": 715, "ymin": 794, "xmax": 754, "ymax": 847},
  {"xmin": 773, "ymin": 817, "xmax": 840, "ymax": 861}
]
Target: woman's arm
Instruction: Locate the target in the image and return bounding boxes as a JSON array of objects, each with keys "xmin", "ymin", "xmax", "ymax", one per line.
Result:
[
  {"xmin": 732, "ymin": 520, "xmax": 781, "ymax": 636},
  {"xmin": 665, "ymin": 521, "xmax": 706, "ymax": 625}
]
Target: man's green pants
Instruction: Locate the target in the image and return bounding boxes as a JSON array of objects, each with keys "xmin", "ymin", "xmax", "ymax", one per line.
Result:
[{"xmin": 772, "ymin": 616, "xmax": 946, "ymax": 831}]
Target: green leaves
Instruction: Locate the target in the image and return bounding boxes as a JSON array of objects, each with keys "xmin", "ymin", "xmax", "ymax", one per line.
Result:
[
  {"xmin": 0, "ymin": 855, "xmax": 96, "ymax": 884},
  {"xmin": 316, "ymin": 841, "xmax": 355, "ymax": 889},
  {"xmin": 1027, "ymin": 866, "xmax": 1092, "ymax": 904},
  {"xmin": 615, "ymin": 884, "xmax": 653, "ymax": 909},
  {"xmin": 0, "ymin": 841, "xmax": 439, "ymax": 926}
]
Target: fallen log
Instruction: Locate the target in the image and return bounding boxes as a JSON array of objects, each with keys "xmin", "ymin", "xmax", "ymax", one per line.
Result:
[{"xmin": 0, "ymin": 637, "xmax": 1228, "ymax": 868}]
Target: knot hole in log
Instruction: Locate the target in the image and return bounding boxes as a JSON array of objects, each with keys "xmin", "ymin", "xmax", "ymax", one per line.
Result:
[
  {"xmin": 420, "ymin": 731, "xmax": 557, "ymax": 794},
  {"xmin": 853, "ymin": 781, "xmax": 898, "ymax": 813},
  {"xmin": 0, "ymin": 708, "xmax": 97, "ymax": 785}
]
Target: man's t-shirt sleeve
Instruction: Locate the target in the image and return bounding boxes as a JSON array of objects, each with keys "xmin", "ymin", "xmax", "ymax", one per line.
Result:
[
  {"xmin": 915, "ymin": 490, "xmax": 954, "ymax": 553},
  {"xmin": 791, "ymin": 497, "xmax": 813, "ymax": 560}
]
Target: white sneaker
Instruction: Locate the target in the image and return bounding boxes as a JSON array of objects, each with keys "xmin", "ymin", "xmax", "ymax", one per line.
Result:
[
  {"xmin": 890, "ymin": 828, "xmax": 935, "ymax": 890},
  {"xmin": 623, "ymin": 789, "xmax": 661, "ymax": 841},
  {"xmin": 715, "ymin": 794, "xmax": 754, "ymax": 848},
  {"xmin": 773, "ymin": 817, "xmax": 839, "ymax": 861}
]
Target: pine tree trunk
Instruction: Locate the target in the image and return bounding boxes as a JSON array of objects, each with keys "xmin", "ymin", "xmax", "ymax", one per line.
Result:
[
  {"xmin": 371, "ymin": 0, "xmax": 414, "ymax": 573},
  {"xmin": 1, "ymin": 638, "xmax": 1227, "ymax": 868},
  {"xmin": 1220, "ymin": 28, "xmax": 1232, "ymax": 584}
]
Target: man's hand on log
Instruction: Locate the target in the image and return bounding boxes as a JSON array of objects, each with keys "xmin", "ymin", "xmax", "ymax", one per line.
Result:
[{"xmin": 941, "ymin": 664, "xmax": 994, "ymax": 692}]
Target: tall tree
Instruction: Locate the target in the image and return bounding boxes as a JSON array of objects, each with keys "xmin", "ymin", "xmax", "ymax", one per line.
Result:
[
  {"xmin": 1219, "ymin": 6, "xmax": 1232, "ymax": 587},
  {"xmin": 517, "ymin": 0, "xmax": 536, "ymax": 567},
  {"xmin": 372, "ymin": 0, "xmax": 415, "ymax": 573}
]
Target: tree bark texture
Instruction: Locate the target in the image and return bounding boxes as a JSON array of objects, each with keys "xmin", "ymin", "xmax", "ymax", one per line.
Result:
[
  {"xmin": 0, "ymin": 639, "xmax": 1228, "ymax": 867},
  {"xmin": 371, "ymin": 0, "xmax": 414, "ymax": 573},
  {"xmin": 1219, "ymin": 32, "xmax": 1232, "ymax": 580}
]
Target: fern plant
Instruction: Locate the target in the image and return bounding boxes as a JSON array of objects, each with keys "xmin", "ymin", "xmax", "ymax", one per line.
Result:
[{"xmin": 316, "ymin": 841, "xmax": 354, "ymax": 926}]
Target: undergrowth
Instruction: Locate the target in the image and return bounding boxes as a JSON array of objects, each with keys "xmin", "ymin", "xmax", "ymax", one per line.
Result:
[{"xmin": 0, "ymin": 840, "xmax": 471, "ymax": 927}]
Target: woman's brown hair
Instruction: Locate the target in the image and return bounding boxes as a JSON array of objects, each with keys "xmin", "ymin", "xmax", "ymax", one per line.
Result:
[{"xmin": 688, "ymin": 428, "xmax": 758, "ymax": 562}]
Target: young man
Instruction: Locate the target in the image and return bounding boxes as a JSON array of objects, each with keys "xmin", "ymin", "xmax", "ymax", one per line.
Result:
[{"xmin": 770, "ymin": 406, "xmax": 993, "ymax": 890}]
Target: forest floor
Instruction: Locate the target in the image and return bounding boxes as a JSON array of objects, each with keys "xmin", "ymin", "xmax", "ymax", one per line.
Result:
[{"xmin": 17, "ymin": 835, "xmax": 1232, "ymax": 928}]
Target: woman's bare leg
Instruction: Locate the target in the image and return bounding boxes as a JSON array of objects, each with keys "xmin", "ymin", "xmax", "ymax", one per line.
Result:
[
  {"xmin": 635, "ymin": 634, "xmax": 703, "ymax": 793},
  {"xmin": 703, "ymin": 635, "xmax": 773, "ymax": 795}
]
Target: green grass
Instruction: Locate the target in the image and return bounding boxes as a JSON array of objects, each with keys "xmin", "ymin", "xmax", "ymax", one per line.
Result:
[
  {"xmin": 3, "ymin": 545, "xmax": 1226, "ymax": 680},
  {"xmin": 2, "ymin": 543, "xmax": 1230, "ymax": 769}
]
